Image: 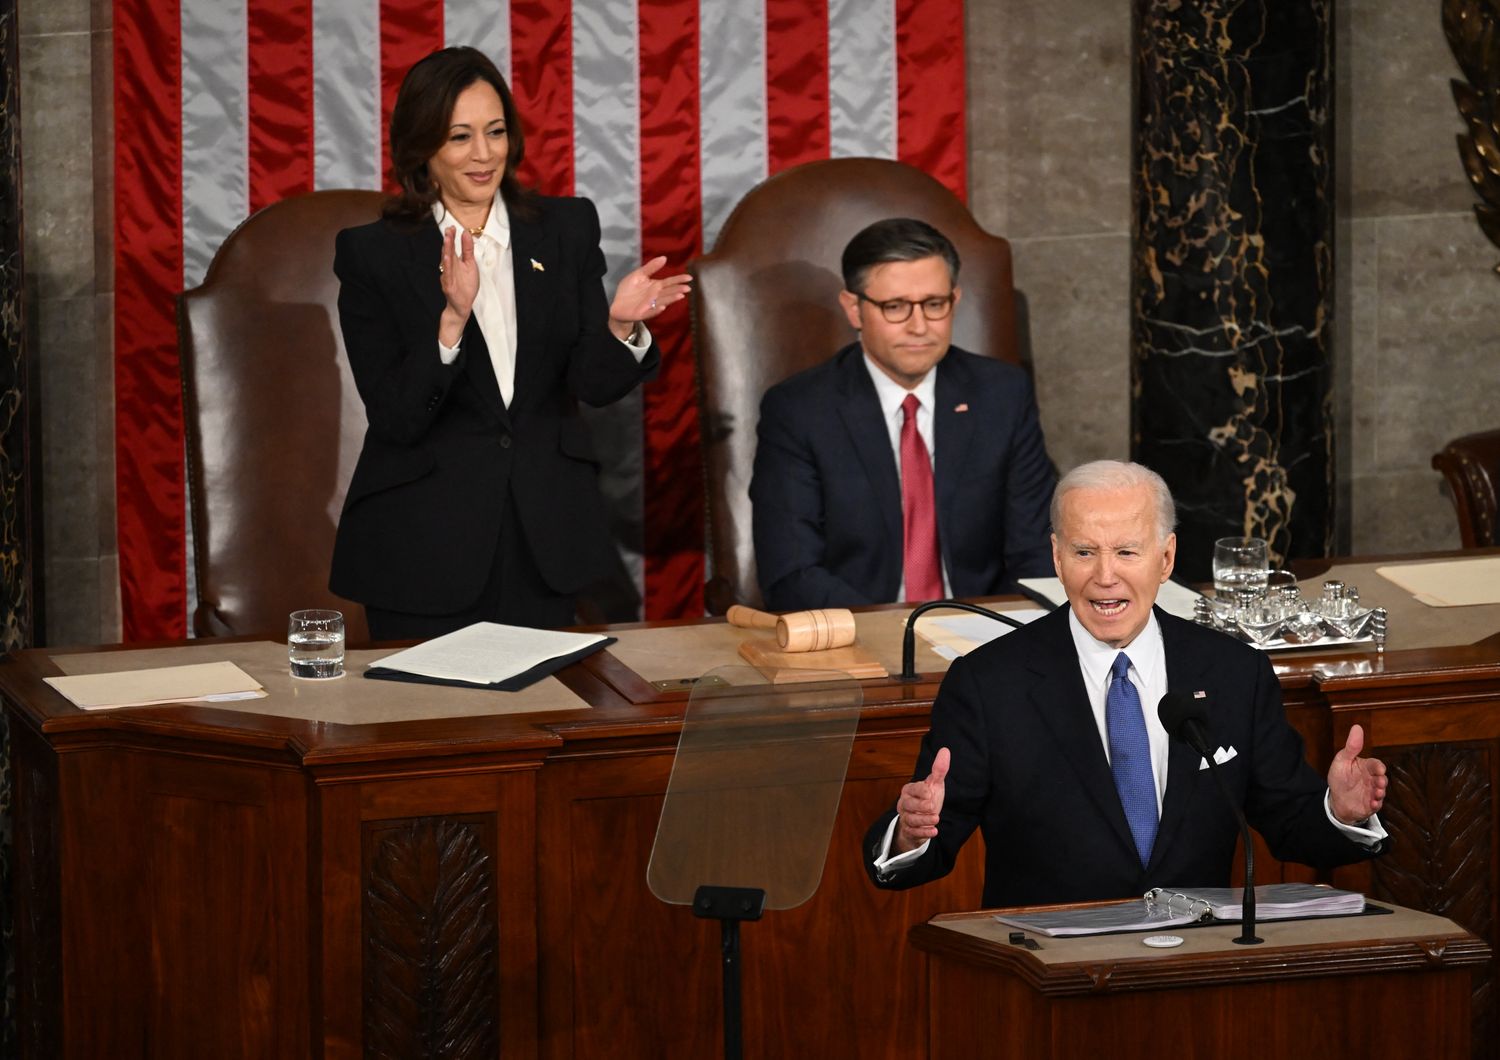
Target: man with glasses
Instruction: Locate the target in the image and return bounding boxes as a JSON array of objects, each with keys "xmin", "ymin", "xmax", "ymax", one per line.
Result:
[{"xmin": 750, "ymin": 217, "xmax": 1056, "ymax": 610}]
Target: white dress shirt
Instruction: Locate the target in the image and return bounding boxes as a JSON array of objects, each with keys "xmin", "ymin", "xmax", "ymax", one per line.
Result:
[
  {"xmin": 859, "ymin": 354, "xmax": 951, "ymax": 598},
  {"xmin": 872, "ymin": 610, "xmax": 1386, "ymax": 874},
  {"xmin": 433, "ymin": 196, "xmax": 650, "ymax": 406}
]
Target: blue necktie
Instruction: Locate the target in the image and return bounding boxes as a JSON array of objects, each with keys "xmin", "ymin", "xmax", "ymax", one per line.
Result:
[{"xmin": 1107, "ymin": 652, "xmax": 1157, "ymax": 866}]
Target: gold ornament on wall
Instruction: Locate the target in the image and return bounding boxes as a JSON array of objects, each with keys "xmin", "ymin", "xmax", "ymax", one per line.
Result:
[{"xmin": 1446, "ymin": 0, "xmax": 1500, "ymax": 273}]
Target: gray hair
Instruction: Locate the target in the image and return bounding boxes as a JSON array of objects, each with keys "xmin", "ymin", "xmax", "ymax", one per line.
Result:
[{"xmin": 1050, "ymin": 460, "xmax": 1177, "ymax": 543}]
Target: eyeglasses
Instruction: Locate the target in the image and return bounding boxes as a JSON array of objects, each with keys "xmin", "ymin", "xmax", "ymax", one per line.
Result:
[{"xmin": 856, "ymin": 292, "xmax": 956, "ymax": 323}]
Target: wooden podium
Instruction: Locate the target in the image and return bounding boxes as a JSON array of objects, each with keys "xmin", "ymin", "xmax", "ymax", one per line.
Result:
[{"xmin": 910, "ymin": 904, "xmax": 1488, "ymax": 1060}]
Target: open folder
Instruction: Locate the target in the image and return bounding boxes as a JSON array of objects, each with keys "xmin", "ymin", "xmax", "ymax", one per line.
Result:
[{"xmin": 364, "ymin": 621, "xmax": 615, "ymax": 692}]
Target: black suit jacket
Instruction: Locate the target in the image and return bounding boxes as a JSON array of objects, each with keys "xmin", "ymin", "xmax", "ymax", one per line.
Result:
[
  {"xmin": 863, "ymin": 607, "xmax": 1382, "ymax": 908},
  {"xmin": 329, "ymin": 196, "xmax": 658, "ymax": 614},
  {"xmin": 749, "ymin": 344, "xmax": 1055, "ymax": 611}
]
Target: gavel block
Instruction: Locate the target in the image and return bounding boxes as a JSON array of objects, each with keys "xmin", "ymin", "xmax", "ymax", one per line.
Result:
[{"xmin": 726, "ymin": 605, "xmax": 857, "ymax": 652}]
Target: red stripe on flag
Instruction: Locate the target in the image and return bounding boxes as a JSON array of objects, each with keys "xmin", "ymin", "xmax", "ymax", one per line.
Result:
[
  {"xmin": 895, "ymin": 0, "xmax": 966, "ymax": 200},
  {"xmin": 510, "ymin": 0, "xmax": 574, "ymax": 196},
  {"xmin": 639, "ymin": 0, "xmax": 704, "ymax": 619},
  {"xmin": 379, "ymin": 0, "xmax": 446, "ymax": 192},
  {"xmin": 765, "ymin": 0, "xmax": 830, "ymax": 173},
  {"xmin": 114, "ymin": 0, "xmax": 187, "ymax": 640},
  {"xmin": 247, "ymin": 0, "xmax": 315, "ymax": 211}
]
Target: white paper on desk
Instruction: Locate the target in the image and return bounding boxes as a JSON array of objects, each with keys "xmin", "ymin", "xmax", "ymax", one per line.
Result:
[
  {"xmin": 1377, "ymin": 557, "xmax": 1500, "ymax": 607},
  {"xmin": 1018, "ymin": 576, "xmax": 1206, "ymax": 621},
  {"xmin": 368, "ymin": 621, "xmax": 609, "ymax": 685},
  {"xmin": 916, "ymin": 610, "xmax": 1047, "ymax": 659},
  {"xmin": 44, "ymin": 660, "xmax": 266, "ymax": 711}
]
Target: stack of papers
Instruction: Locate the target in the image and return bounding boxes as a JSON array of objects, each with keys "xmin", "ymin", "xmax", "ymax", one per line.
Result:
[
  {"xmin": 992, "ymin": 883, "xmax": 1366, "ymax": 938},
  {"xmin": 44, "ymin": 661, "xmax": 266, "ymax": 711},
  {"xmin": 366, "ymin": 621, "xmax": 614, "ymax": 692},
  {"xmin": 1164, "ymin": 883, "xmax": 1366, "ymax": 921}
]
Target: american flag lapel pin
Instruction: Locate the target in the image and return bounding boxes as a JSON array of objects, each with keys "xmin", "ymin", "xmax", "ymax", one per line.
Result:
[
  {"xmin": 530, "ymin": 258, "xmax": 545, "ymax": 272},
  {"xmin": 954, "ymin": 402, "xmax": 969, "ymax": 413},
  {"xmin": 1194, "ymin": 690, "xmax": 1207, "ymax": 698}
]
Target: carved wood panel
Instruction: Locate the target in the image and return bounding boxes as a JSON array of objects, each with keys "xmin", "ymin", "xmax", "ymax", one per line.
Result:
[
  {"xmin": 1368, "ymin": 743, "xmax": 1492, "ymax": 1059},
  {"xmin": 362, "ymin": 814, "xmax": 499, "ymax": 1060}
]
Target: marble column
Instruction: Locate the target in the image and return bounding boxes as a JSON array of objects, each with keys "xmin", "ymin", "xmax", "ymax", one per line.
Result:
[
  {"xmin": 1132, "ymin": 0, "xmax": 1334, "ymax": 580},
  {"xmin": 0, "ymin": 0, "xmax": 31, "ymax": 1047}
]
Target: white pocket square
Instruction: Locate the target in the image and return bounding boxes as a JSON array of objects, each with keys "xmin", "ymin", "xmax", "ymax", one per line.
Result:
[{"xmin": 1198, "ymin": 745, "xmax": 1238, "ymax": 770}]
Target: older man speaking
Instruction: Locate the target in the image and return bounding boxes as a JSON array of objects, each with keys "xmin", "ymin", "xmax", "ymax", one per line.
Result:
[{"xmin": 864, "ymin": 460, "xmax": 1388, "ymax": 908}]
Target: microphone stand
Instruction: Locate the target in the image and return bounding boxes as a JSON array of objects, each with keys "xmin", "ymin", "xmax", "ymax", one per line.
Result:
[
  {"xmin": 900, "ymin": 600, "xmax": 1025, "ymax": 681},
  {"xmin": 1195, "ymin": 734, "xmax": 1262, "ymax": 945}
]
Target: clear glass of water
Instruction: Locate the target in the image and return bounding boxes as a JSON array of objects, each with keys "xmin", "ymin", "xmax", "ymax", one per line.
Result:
[
  {"xmin": 288, "ymin": 609, "xmax": 345, "ymax": 679},
  {"xmin": 1212, "ymin": 537, "xmax": 1270, "ymax": 598}
]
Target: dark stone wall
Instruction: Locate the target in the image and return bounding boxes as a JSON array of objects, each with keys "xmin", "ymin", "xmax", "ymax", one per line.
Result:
[
  {"xmin": 0, "ymin": 0, "xmax": 32, "ymax": 1050},
  {"xmin": 1132, "ymin": 0, "xmax": 1334, "ymax": 579}
]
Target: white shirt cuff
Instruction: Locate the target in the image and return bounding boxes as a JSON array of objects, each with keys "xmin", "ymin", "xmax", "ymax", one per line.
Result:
[
  {"xmin": 871, "ymin": 814, "xmax": 930, "ymax": 877},
  {"xmin": 1323, "ymin": 790, "xmax": 1387, "ymax": 846},
  {"xmin": 622, "ymin": 322, "xmax": 652, "ymax": 361},
  {"xmin": 437, "ymin": 338, "xmax": 461, "ymax": 365}
]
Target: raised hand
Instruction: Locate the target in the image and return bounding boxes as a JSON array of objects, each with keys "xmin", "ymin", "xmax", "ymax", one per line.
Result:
[
  {"xmin": 438, "ymin": 226, "xmax": 479, "ymax": 347},
  {"xmin": 607, "ymin": 255, "xmax": 692, "ymax": 338},
  {"xmin": 895, "ymin": 746, "xmax": 950, "ymax": 854},
  {"xmin": 1327, "ymin": 724, "xmax": 1388, "ymax": 825}
]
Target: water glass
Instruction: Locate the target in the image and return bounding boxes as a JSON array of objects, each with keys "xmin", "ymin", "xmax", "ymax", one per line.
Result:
[
  {"xmin": 289, "ymin": 609, "xmax": 345, "ymax": 679},
  {"xmin": 1212, "ymin": 537, "xmax": 1270, "ymax": 598}
]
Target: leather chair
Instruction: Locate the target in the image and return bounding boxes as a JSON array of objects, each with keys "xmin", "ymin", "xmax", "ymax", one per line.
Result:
[
  {"xmin": 1432, "ymin": 429, "xmax": 1500, "ymax": 547},
  {"xmin": 179, "ymin": 189, "xmax": 383, "ymax": 640},
  {"xmin": 691, "ymin": 158, "xmax": 1021, "ymax": 614}
]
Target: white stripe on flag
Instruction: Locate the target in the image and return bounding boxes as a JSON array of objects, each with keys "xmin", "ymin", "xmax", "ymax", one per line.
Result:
[
  {"xmin": 698, "ymin": 0, "xmax": 766, "ymax": 251},
  {"xmin": 828, "ymin": 0, "xmax": 896, "ymax": 158},
  {"xmin": 314, "ymin": 0, "xmax": 382, "ymax": 189},
  {"xmin": 445, "ymin": 0, "xmax": 512, "ymax": 81},
  {"xmin": 572, "ymin": 0, "xmax": 640, "ymax": 292},
  {"xmin": 181, "ymin": 0, "xmax": 249, "ymax": 286},
  {"xmin": 573, "ymin": 0, "xmax": 647, "ymax": 607}
]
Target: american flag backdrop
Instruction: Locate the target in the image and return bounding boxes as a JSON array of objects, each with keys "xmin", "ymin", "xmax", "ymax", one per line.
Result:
[{"xmin": 113, "ymin": 0, "xmax": 967, "ymax": 640}]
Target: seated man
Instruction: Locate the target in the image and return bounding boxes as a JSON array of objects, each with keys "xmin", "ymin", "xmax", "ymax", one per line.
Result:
[
  {"xmin": 864, "ymin": 460, "xmax": 1388, "ymax": 908},
  {"xmin": 749, "ymin": 218, "xmax": 1055, "ymax": 611}
]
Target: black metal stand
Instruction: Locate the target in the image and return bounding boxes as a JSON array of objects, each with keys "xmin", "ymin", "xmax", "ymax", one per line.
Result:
[
  {"xmin": 899, "ymin": 600, "xmax": 1026, "ymax": 680},
  {"xmin": 693, "ymin": 885, "xmax": 766, "ymax": 1060}
]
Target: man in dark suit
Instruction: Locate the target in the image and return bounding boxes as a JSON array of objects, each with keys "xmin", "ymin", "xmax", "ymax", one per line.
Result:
[
  {"xmin": 864, "ymin": 460, "xmax": 1388, "ymax": 908},
  {"xmin": 749, "ymin": 218, "xmax": 1055, "ymax": 611}
]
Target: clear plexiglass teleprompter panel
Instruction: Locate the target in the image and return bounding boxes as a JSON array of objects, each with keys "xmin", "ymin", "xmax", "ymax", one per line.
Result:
[{"xmin": 648, "ymin": 666, "xmax": 863, "ymax": 911}]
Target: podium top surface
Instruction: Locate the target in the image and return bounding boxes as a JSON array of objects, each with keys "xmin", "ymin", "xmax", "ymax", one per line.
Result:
[{"xmin": 911, "ymin": 902, "xmax": 1491, "ymax": 997}]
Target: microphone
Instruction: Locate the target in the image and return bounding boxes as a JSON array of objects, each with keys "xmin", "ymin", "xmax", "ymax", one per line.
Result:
[
  {"xmin": 1157, "ymin": 691, "xmax": 1262, "ymax": 945},
  {"xmin": 898, "ymin": 600, "xmax": 1025, "ymax": 681}
]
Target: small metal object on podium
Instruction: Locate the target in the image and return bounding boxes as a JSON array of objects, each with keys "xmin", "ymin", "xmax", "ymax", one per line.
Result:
[{"xmin": 1194, "ymin": 575, "xmax": 1390, "ymax": 654}]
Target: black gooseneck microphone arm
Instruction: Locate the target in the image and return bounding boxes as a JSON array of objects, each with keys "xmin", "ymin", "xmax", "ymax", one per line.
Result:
[
  {"xmin": 1157, "ymin": 692, "xmax": 1262, "ymax": 946},
  {"xmin": 899, "ymin": 600, "xmax": 1026, "ymax": 681}
]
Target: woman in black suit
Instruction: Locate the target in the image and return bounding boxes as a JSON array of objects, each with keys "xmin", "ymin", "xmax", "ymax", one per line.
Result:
[{"xmin": 329, "ymin": 47, "xmax": 688, "ymax": 639}]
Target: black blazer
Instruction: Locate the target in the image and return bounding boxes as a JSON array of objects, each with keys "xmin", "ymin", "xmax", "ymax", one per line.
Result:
[
  {"xmin": 749, "ymin": 344, "xmax": 1055, "ymax": 611},
  {"xmin": 864, "ymin": 607, "xmax": 1383, "ymax": 908},
  {"xmin": 329, "ymin": 196, "xmax": 658, "ymax": 615}
]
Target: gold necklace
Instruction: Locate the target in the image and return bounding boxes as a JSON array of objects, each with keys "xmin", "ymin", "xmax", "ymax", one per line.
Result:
[{"xmin": 468, "ymin": 225, "xmax": 485, "ymax": 237}]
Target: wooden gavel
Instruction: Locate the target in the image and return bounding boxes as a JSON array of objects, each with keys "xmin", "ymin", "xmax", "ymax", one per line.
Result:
[{"xmin": 726, "ymin": 605, "xmax": 857, "ymax": 652}]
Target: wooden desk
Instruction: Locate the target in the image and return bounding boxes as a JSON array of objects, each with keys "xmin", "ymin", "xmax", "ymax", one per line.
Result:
[
  {"xmin": 911, "ymin": 904, "xmax": 1488, "ymax": 1059},
  {"xmin": 6, "ymin": 555, "xmax": 1500, "ymax": 1057}
]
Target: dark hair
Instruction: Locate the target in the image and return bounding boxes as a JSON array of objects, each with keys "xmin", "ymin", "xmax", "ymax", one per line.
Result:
[
  {"xmin": 840, "ymin": 218, "xmax": 961, "ymax": 292},
  {"xmin": 383, "ymin": 47, "xmax": 533, "ymax": 223}
]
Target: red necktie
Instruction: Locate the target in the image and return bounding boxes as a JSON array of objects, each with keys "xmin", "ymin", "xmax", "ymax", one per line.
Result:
[{"xmin": 900, "ymin": 393, "xmax": 943, "ymax": 601}]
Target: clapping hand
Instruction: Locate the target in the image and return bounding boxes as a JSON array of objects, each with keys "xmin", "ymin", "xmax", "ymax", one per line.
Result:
[
  {"xmin": 608, "ymin": 256, "xmax": 692, "ymax": 339},
  {"xmin": 438, "ymin": 226, "xmax": 479, "ymax": 346},
  {"xmin": 895, "ymin": 747, "xmax": 950, "ymax": 854}
]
